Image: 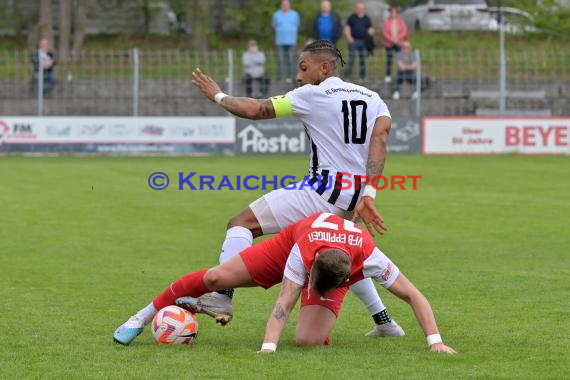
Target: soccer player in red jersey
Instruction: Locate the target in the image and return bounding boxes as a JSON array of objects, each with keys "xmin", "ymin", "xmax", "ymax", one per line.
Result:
[{"xmin": 114, "ymin": 212, "xmax": 456, "ymax": 355}]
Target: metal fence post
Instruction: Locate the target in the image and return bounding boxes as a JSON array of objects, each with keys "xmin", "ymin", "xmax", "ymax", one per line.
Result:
[
  {"xmin": 498, "ymin": 3, "xmax": 507, "ymax": 114},
  {"xmin": 132, "ymin": 48, "xmax": 140, "ymax": 116},
  {"xmin": 415, "ymin": 49, "xmax": 422, "ymax": 119},
  {"xmin": 227, "ymin": 48, "xmax": 234, "ymax": 96},
  {"xmin": 37, "ymin": 49, "xmax": 44, "ymax": 116}
]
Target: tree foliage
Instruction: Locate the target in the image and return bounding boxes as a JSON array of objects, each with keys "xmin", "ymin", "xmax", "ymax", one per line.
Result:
[{"xmin": 528, "ymin": 0, "xmax": 570, "ymax": 37}]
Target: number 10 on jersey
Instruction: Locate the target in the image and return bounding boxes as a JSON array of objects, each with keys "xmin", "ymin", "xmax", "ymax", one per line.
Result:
[{"xmin": 341, "ymin": 100, "xmax": 368, "ymax": 145}]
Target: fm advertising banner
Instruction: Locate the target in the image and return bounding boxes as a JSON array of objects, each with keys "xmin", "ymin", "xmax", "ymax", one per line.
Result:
[
  {"xmin": 423, "ymin": 117, "xmax": 570, "ymax": 154},
  {"xmin": 0, "ymin": 117, "xmax": 235, "ymax": 154}
]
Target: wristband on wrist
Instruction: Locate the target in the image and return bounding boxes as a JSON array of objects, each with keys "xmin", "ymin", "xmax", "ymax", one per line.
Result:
[
  {"xmin": 214, "ymin": 92, "xmax": 228, "ymax": 104},
  {"xmin": 362, "ymin": 184, "xmax": 377, "ymax": 199},
  {"xmin": 261, "ymin": 342, "xmax": 277, "ymax": 352},
  {"xmin": 426, "ymin": 333, "xmax": 443, "ymax": 347}
]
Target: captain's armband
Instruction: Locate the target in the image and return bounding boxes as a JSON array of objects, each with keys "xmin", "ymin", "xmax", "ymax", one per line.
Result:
[{"xmin": 270, "ymin": 95, "xmax": 293, "ymax": 118}]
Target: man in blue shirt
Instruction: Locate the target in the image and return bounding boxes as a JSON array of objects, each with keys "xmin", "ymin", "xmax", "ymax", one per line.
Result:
[
  {"xmin": 313, "ymin": 1, "xmax": 343, "ymax": 45},
  {"xmin": 272, "ymin": 0, "xmax": 300, "ymax": 83},
  {"xmin": 344, "ymin": 2, "xmax": 374, "ymax": 82}
]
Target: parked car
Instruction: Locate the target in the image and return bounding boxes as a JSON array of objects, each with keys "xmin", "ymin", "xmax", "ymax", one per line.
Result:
[{"xmin": 401, "ymin": 0, "xmax": 496, "ymax": 31}]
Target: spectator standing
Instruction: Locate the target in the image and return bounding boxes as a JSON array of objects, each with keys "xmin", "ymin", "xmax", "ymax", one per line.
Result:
[
  {"xmin": 392, "ymin": 41, "xmax": 418, "ymax": 100},
  {"xmin": 272, "ymin": 0, "xmax": 300, "ymax": 83},
  {"xmin": 313, "ymin": 1, "xmax": 343, "ymax": 45},
  {"xmin": 382, "ymin": 5, "xmax": 408, "ymax": 83},
  {"xmin": 32, "ymin": 38, "xmax": 56, "ymax": 93},
  {"xmin": 344, "ymin": 2, "xmax": 374, "ymax": 82},
  {"xmin": 242, "ymin": 40, "xmax": 268, "ymax": 98}
]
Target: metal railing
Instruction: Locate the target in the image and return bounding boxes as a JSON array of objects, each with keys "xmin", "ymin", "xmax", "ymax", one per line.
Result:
[{"xmin": 1, "ymin": 48, "xmax": 568, "ymax": 117}]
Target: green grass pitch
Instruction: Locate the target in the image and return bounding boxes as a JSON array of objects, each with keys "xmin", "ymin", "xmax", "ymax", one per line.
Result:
[{"xmin": 1, "ymin": 155, "xmax": 568, "ymax": 379}]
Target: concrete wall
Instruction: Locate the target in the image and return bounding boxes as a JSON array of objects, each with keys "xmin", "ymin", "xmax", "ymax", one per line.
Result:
[{"xmin": 1, "ymin": 77, "xmax": 567, "ymax": 117}]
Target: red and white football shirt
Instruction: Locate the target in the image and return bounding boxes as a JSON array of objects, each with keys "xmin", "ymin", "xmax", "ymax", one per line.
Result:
[{"xmin": 283, "ymin": 212, "xmax": 399, "ymax": 288}]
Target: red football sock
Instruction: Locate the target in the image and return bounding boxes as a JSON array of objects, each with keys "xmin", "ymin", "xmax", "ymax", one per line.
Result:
[{"xmin": 152, "ymin": 269, "xmax": 210, "ymax": 310}]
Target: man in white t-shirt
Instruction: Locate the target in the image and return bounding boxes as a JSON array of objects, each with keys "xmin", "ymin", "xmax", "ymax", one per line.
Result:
[{"xmin": 178, "ymin": 40, "xmax": 400, "ymax": 337}]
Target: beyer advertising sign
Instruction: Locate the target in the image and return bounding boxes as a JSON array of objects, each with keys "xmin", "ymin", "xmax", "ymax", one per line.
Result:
[{"xmin": 423, "ymin": 117, "xmax": 570, "ymax": 154}]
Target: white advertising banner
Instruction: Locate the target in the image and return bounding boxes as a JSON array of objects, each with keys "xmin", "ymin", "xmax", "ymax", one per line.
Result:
[
  {"xmin": 0, "ymin": 117, "xmax": 235, "ymax": 144},
  {"xmin": 423, "ymin": 117, "xmax": 570, "ymax": 154}
]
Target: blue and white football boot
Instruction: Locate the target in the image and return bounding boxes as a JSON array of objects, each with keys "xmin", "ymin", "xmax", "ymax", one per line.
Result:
[{"xmin": 113, "ymin": 316, "xmax": 144, "ymax": 345}]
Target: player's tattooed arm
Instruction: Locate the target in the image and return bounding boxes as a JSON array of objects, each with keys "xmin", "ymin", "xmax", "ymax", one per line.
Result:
[
  {"xmin": 220, "ymin": 97, "xmax": 276, "ymax": 120},
  {"xmin": 366, "ymin": 116, "xmax": 391, "ymax": 185},
  {"xmin": 352, "ymin": 116, "xmax": 391, "ymax": 236},
  {"xmin": 260, "ymin": 277, "xmax": 302, "ymax": 351},
  {"xmin": 190, "ymin": 68, "xmax": 275, "ymax": 120},
  {"xmin": 273, "ymin": 303, "xmax": 287, "ymax": 320}
]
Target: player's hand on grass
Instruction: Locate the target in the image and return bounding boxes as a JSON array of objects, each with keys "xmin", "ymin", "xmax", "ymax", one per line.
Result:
[
  {"xmin": 352, "ymin": 196, "xmax": 388, "ymax": 236},
  {"xmin": 429, "ymin": 343, "xmax": 457, "ymax": 355},
  {"xmin": 191, "ymin": 68, "xmax": 222, "ymax": 102}
]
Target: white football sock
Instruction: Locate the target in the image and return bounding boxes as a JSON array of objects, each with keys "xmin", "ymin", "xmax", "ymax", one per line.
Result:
[
  {"xmin": 210, "ymin": 227, "xmax": 253, "ymax": 301},
  {"xmin": 350, "ymin": 278, "xmax": 386, "ymax": 315},
  {"xmin": 125, "ymin": 302, "xmax": 157, "ymax": 328},
  {"xmin": 219, "ymin": 226, "xmax": 253, "ymax": 264}
]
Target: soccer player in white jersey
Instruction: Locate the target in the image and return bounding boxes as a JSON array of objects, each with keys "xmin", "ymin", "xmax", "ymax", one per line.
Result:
[{"xmin": 123, "ymin": 40, "xmax": 401, "ymax": 341}]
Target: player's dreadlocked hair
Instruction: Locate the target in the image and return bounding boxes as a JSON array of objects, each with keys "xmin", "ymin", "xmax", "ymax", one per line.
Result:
[
  {"xmin": 310, "ymin": 249, "xmax": 352, "ymax": 296},
  {"xmin": 301, "ymin": 39, "xmax": 346, "ymax": 70}
]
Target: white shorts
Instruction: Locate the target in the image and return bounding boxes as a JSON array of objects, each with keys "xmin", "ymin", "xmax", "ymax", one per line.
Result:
[{"xmin": 249, "ymin": 186, "xmax": 353, "ymax": 234}]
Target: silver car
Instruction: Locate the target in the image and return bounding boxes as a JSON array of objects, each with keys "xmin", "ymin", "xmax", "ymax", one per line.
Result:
[
  {"xmin": 488, "ymin": 7, "xmax": 536, "ymax": 34},
  {"xmin": 401, "ymin": 0, "xmax": 496, "ymax": 31}
]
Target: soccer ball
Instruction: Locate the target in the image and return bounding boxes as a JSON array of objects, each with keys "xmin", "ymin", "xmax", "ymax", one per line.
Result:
[{"xmin": 151, "ymin": 305, "xmax": 199, "ymax": 344}]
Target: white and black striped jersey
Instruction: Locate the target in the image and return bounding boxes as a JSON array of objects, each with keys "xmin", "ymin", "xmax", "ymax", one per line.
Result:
[{"xmin": 271, "ymin": 76, "xmax": 391, "ymax": 211}]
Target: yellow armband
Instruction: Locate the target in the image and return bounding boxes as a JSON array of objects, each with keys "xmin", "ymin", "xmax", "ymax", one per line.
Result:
[{"xmin": 270, "ymin": 95, "xmax": 293, "ymax": 118}]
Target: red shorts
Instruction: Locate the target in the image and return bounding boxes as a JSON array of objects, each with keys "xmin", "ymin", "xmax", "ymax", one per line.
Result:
[{"xmin": 239, "ymin": 232, "xmax": 348, "ymax": 317}]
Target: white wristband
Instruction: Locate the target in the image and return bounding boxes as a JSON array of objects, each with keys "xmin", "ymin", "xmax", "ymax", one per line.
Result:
[
  {"xmin": 261, "ymin": 342, "xmax": 277, "ymax": 352},
  {"xmin": 426, "ymin": 334, "xmax": 443, "ymax": 347},
  {"xmin": 214, "ymin": 92, "xmax": 228, "ymax": 104},
  {"xmin": 362, "ymin": 184, "xmax": 377, "ymax": 199}
]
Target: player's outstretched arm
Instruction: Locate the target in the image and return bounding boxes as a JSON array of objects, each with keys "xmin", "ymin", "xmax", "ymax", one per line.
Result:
[
  {"xmin": 352, "ymin": 116, "xmax": 391, "ymax": 236},
  {"xmin": 258, "ymin": 277, "xmax": 302, "ymax": 354},
  {"xmin": 387, "ymin": 273, "xmax": 457, "ymax": 354},
  {"xmin": 191, "ymin": 68, "xmax": 276, "ymax": 120}
]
